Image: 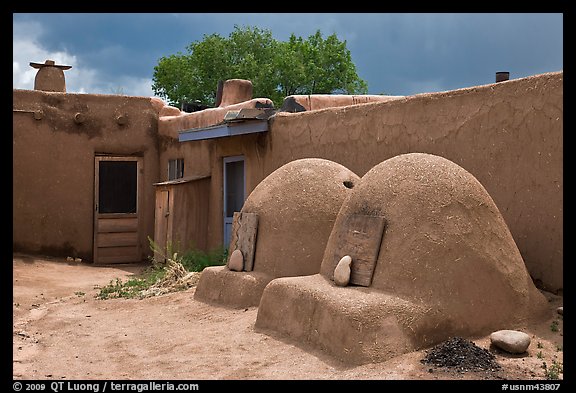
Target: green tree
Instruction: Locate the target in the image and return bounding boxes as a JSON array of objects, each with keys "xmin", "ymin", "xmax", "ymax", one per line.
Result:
[
  {"xmin": 152, "ymin": 53, "xmax": 197, "ymax": 106},
  {"xmin": 152, "ymin": 26, "xmax": 368, "ymax": 108}
]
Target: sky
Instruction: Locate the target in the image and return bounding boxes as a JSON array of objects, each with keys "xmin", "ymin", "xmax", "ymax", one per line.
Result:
[{"xmin": 13, "ymin": 13, "xmax": 563, "ymax": 100}]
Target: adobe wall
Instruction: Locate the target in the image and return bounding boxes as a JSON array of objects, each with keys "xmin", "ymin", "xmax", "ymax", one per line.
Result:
[
  {"xmin": 156, "ymin": 95, "xmax": 273, "ymax": 185},
  {"xmin": 197, "ymin": 72, "xmax": 562, "ymax": 292},
  {"xmin": 13, "ymin": 89, "xmax": 160, "ymax": 261},
  {"xmin": 282, "ymin": 94, "xmax": 404, "ymax": 112}
]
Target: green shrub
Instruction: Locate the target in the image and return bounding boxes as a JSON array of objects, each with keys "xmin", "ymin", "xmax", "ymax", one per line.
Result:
[
  {"xmin": 96, "ymin": 266, "xmax": 166, "ymax": 300},
  {"xmin": 96, "ymin": 238, "xmax": 227, "ymax": 300},
  {"xmin": 180, "ymin": 247, "xmax": 227, "ymax": 272},
  {"xmin": 147, "ymin": 237, "xmax": 227, "ymax": 272},
  {"xmin": 542, "ymin": 360, "xmax": 563, "ymax": 380}
]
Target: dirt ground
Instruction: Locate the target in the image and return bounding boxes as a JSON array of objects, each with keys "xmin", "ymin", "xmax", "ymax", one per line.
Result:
[{"xmin": 12, "ymin": 253, "xmax": 564, "ymax": 381}]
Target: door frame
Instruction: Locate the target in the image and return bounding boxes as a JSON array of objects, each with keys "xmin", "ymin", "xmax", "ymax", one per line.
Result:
[
  {"xmin": 223, "ymin": 155, "xmax": 246, "ymax": 248},
  {"xmin": 93, "ymin": 155, "xmax": 142, "ymax": 264}
]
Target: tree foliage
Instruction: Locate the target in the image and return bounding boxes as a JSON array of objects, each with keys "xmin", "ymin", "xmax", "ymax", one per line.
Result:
[{"xmin": 152, "ymin": 26, "xmax": 368, "ymax": 108}]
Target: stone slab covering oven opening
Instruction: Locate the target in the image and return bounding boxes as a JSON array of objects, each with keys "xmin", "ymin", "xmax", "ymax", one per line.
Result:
[
  {"xmin": 255, "ymin": 153, "xmax": 549, "ymax": 365},
  {"xmin": 194, "ymin": 158, "xmax": 360, "ymax": 308}
]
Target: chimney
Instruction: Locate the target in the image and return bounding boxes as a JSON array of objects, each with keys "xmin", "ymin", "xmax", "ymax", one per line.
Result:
[
  {"xmin": 29, "ymin": 59, "xmax": 72, "ymax": 92},
  {"xmin": 215, "ymin": 80, "xmax": 224, "ymax": 107},
  {"xmin": 218, "ymin": 79, "xmax": 253, "ymax": 107},
  {"xmin": 495, "ymin": 71, "xmax": 510, "ymax": 83}
]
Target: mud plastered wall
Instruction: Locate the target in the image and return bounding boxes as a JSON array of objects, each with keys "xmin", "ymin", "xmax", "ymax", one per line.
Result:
[
  {"xmin": 13, "ymin": 89, "xmax": 160, "ymax": 260},
  {"xmin": 198, "ymin": 72, "xmax": 562, "ymax": 293}
]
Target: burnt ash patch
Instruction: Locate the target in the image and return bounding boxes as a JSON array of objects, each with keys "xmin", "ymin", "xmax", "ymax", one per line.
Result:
[{"xmin": 421, "ymin": 336, "xmax": 501, "ymax": 373}]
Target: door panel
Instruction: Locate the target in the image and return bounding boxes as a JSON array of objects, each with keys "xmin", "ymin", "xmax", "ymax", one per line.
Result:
[
  {"xmin": 97, "ymin": 231, "xmax": 139, "ymax": 247},
  {"xmin": 97, "ymin": 217, "xmax": 139, "ymax": 233},
  {"xmin": 153, "ymin": 189, "xmax": 170, "ymax": 262},
  {"xmin": 94, "ymin": 156, "xmax": 142, "ymax": 264},
  {"xmin": 97, "ymin": 246, "xmax": 140, "ymax": 258}
]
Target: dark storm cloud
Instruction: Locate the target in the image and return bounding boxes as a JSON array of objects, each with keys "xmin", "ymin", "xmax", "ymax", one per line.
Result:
[
  {"xmin": 345, "ymin": 13, "xmax": 563, "ymax": 95},
  {"xmin": 13, "ymin": 13, "xmax": 562, "ymax": 97},
  {"xmin": 14, "ymin": 13, "xmax": 188, "ymax": 78}
]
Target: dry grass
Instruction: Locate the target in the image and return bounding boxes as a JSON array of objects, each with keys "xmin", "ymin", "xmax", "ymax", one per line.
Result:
[{"xmin": 139, "ymin": 257, "xmax": 202, "ymax": 297}]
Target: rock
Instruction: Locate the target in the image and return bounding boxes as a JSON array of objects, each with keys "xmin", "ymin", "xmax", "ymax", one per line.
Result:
[
  {"xmin": 557, "ymin": 306, "xmax": 563, "ymax": 315},
  {"xmin": 227, "ymin": 249, "xmax": 244, "ymax": 272},
  {"xmin": 334, "ymin": 255, "xmax": 352, "ymax": 286},
  {"xmin": 490, "ymin": 330, "xmax": 531, "ymax": 354}
]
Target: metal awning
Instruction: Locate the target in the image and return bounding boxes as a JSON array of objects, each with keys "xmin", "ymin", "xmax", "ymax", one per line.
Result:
[
  {"xmin": 179, "ymin": 119, "xmax": 268, "ymax": 142},
  {"xmin": 178, "ymin": 108, "xmax": 274, "ymax": 142}
]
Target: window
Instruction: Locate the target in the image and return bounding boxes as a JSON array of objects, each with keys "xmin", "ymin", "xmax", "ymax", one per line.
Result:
[
  {"xmin": 98, "ymin": 160, "xmax": 137, "ymax": 213},
  {"xmin": 224, "ymin": 160, "xmax": 245, "ymax": 218},
  {"xmin": 168, "ymin": 158, "xmax": 184, "ymax": 180}
]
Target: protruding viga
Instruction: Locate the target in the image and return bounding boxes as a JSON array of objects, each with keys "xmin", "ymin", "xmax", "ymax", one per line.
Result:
[{"xmin": 333, "ymin": 255, "xmax": 352, "ymax": 286}]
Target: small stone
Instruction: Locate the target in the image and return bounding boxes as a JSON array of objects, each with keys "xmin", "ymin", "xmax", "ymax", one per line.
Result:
[
  {"xmin": 228, "ymin": 249, "xmax": 244, "ymax": 272},
  {"xmin": 334, "ymin": 255, "xmax": 352, "ymax": 286},
  {"xmin": 490, "ymin": 330, "xmax": 531, "ymax": 354},
  {"xmin": 557, "ymin": 306, "xmax": 563, "ymax": 315}
]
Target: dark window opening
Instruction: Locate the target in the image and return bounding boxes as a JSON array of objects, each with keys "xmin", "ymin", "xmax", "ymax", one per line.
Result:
[
  {"xmin": 168, "ymin": 158, "xmax": 184, "ymax": 180},
  {"xmin": 98, "ymin": 161, "xmax": 137, "ymax": 213},
  {"xmin": 225, "ymin": 160, "xmax": 244, "ymax": 218}
]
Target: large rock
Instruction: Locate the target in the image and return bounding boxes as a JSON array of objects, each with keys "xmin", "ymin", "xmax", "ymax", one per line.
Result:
[{"xmin": 490, "ymin": 330, "xmax": 531, "ymax": 354}]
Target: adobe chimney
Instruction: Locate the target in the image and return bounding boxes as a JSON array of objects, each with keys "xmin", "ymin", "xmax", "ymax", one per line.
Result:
[
  {"xmin": 29, "ymin": 59, "xmax": 72, "ymax": 92},
  {"xmin": 495, "ymin": 71, "xmax": 510, "ymax": 83}
]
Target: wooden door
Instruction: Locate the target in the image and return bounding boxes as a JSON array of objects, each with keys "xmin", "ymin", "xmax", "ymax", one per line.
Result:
[
  {"xmin": 94, "ymin": 156, "xmax": 142, "ymax": 264},
  {"xmin": 153, "ymin": 188, "xmax": 171, "ymax": 262}
]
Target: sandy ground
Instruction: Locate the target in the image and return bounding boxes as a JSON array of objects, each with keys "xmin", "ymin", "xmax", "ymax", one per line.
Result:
[{"xmin": 13, "ymin": 253, "xmax": 564, "ymax": 381}]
